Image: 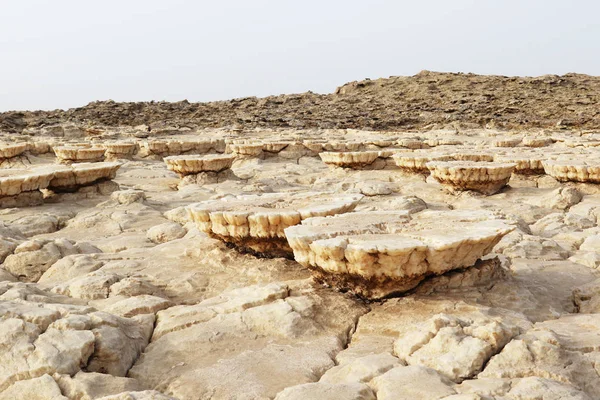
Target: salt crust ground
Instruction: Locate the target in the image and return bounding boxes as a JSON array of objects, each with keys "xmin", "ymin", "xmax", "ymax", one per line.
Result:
[{"xmin": 0, "ymin": 127, "xmax": 599, "ymax": 399}]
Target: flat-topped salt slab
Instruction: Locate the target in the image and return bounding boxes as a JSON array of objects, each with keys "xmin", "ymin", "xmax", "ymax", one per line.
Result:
[
  {"xmin": 397, "ymin": 138, "xmax": 429, "ymax": 149},
  {"xmin": 103, "ymin": 142, "xmax": 138, "ymax": 159},
  {"xmin": 302, "ymin": 140, "xmax": 365, "ymax": 153},
  {"xmin": 493, "ymin": 153, "xmax": 546, "ymax": 174},
  {"xmin": 0, "ymin": 168, "xmax": 55, "ymax": 197},
  {"xmin": 46, "ymin": 162, "xmax": 121, "ymax": 191},
  {"xmin": 319, "ymin": 151, "xmax": 382, "ymax": 168},
  {"xmin": 542, "ymin": 160, "xmax": 600, "ymax": 183},
  {"xmin": 0, "ymin": 143, "xmax": 28, "ymax": 159},
  {"xmin": 54, "ymin": 146, "xmax": 105, "ymax": 163},
  {"xmin": 448, "ymin": 151, "xmax": 494, "ymax": 162},
  {"xmin": 522, "ymin": 137, "xmax": 553, "ymax": 148},
  {"xmin": 164, "ymin": 154, "xmax": 236, "ymax": 176},
  {"xmin": 284, "ymin": 209, "xmax": 513, "ymax": 299},
  {"xmin": 493, "ymin": 138, "xmax": 522, "ymax": 147},
  {"xmin": 426, "ymin": 161, "xmax": 516, "ymax": 195},
  {"xmin": 143, "ymin": 139, "xmax": 226, "ymax": 156},
  {"xmin": 392, "ymin": 152, "xmax": 454, "ymax": 172},
  {"xmin": 187, "ymin": 192, "xmax": 363, "ymax": 257},
  {"xmin": 424, "ymin": 138, "xmax": 463, "ymax": 147},
  {"xmin": 226, "ymin": 143, "xmax": 264, "ymax": 156}
]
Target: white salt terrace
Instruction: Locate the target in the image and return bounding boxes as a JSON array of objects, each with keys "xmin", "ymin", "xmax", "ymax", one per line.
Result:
[
  {"xmin": 164, "ymin": 154, "xmax": 236, "ymax": 176},
  {"xmin": 284, "ymin": 209, "xmax": 514, "ymax": 299},
  {"xmin": 187, "ymin": 192, "xmax": 363, "ymax": 257},
  {"xmin": 426, "ymin": 161, "xmax": 517, "ymax": 195}
]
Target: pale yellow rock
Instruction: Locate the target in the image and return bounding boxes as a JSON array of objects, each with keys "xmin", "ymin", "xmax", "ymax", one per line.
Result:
[
  {"xmin": 284, "ymin": 210, "xmax": 513, "ymax": 298},
  {"xmin": 164, "ymin": 154, "xmax": 235, "ymax": 176},
  {"xmin": 0, "ymin": 374, "xmax": 67, "ymax": 400},
  {"xmin": 393, "ymin": 314, "xmax": 519, "ymax": 382},
  {"xmin": 319, "ymin": 353, "xmax": 401, "ymax": 384},
  {"xmin": 369, "ymin": 365, "xmax": 456, "ymax": 400},
  {"xmin": 275, "ymin": 382, "xmax": 376, "ymax": 400},
  {"xmin": 3, "ymin": 239, "xmax": 101, "ymax": 282},
  {"xmin": 96, "ymin": 391, "xmax": 176, "ymax": 400},
  {"xmin": 187, "ymin": 192, "xmax": 363, "ymax": 257},
  {"xmin": 479, "ymin": 329, "xmax": 600, "ymax": 398},
  {"xmin": 54, "ymin": 146, "xmax": 105, "ymax": 163},
  {"xmin": 426, "ymin": 161, "xmax": 516, "ymax": 195},
  {"xmin": 543, "ymin": 159, "xmax": 600, "ymax": 183},
  {"xmin": 54, "ymin": 371, "xmax": 143, "ymax": 400}
]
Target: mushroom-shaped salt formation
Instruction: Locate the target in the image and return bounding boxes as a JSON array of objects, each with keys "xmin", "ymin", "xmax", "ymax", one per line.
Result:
[
  {"xmin": 0, "ymin": 168, "xmax": 55, "ymax": 207},
  {"xmin": 542, "ymin": 160, "xmax": 600, "ymax": 183},
  {"xmin": 164, "ymin": 154, "xmax": 235, "ymax": 177},
  {"xmin": 104, "ymin": 142, "xmax": 138, "ymax": 160},
  {"xmin": 54, "ymin": 146, "xmax": 105, "ymax": 163},
  {"xmin": 392, "ymin": 152, "xmax": 454, "ymax": 173},
  {"xmin": 522, "ymin": 137, "xmax": 553, "ymax": 148},
  {"xmin": 187, "ymin": 192, "xmax": 363, "ymax": 257},
  {"xmin": 426, "ymin": 161, "xmax": 516, "ymax": 195},
  {"xmin": 284, "ymin": 209, "xmax": 513, "ymax": 299},
  {"xmin": 493, "ymin": 154, "xmax": 546, "ymax": 175},
  {"xmin": 47, "ymin": 162, "xmax": 121, "ymax": 192},
  {"xmin": 319, "ymin": 151, "xmax": 382, "ymax": 168}
]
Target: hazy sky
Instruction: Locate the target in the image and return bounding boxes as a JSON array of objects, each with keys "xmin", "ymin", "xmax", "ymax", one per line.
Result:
[{"xmin": 2, "ymin": 0, "xmax": 600, "ymax": 112}]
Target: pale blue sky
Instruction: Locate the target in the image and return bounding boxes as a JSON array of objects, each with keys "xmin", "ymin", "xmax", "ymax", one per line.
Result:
[{"xmin": 1, "ymin": 0, "xmax": 599, "ymax": 111}]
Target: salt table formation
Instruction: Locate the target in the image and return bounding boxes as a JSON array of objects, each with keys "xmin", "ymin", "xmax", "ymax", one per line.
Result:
[
  {"xmin": 392, "ymin": 151, "xmax": 454, "ymax": 173},
  {"xmin": 53, "ymin": 145, "xmax": 106, "ymax": 163},
  {"xmin": 426, "ymin": 160, "xmax": 517, "ymax": 194},
  {"xmin": 284, "ymin": 209, "xmax": 514, "ymax": 299},
  {"xmin": 0, "ymin": 168, "xmax": 55, "ymax": 207},
  {"xmin": 164, "ymin": 154, "xmax": 236, "ymax": 177},
  {"xmin": 319, "ymin": 151, "xmax": 385, "ymax": 169},
  {"xmin": 0, "ymin": 143, "xmax": 30, "ymax": 168},
  {"xmin": 187, "ymin": 192, "xmax": 363, "ymax": 257},
  {"xmin": 46, "ymin": 162, "xmax": 121, "ymax": 192},
  {"xmin": 543, "ymin": 159, "xmax": 600, "ymax": 183},
  {"xmin": 226, "ymin": 142, "xmax": 265, "ymax": 158},
  {"xmin": 140, "ymin": 139, "xmax": 226, "ymax": 158},
  {"xmin": 103, "ymin": 142, "xmax": 138, "ymax": 160},
  {"xmin": 493, "ymin": 153, "xmax": 546, "ymax": 174}
]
